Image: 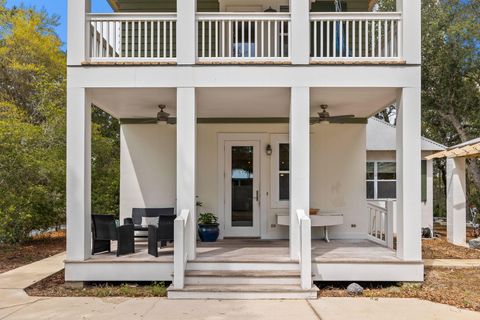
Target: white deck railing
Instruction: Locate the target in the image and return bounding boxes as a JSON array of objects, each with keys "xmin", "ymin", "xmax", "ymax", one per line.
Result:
[
  {"xmin": 173, "ymin": 209, "xmax": 190, "ymax": 289},
  {"xmin": 310, "ymin": 12, "xmax": 402, "ymax": 62},
  {"xmin": 367, "ymin": 202, "xmax": 394, "ymax": 248},
  {"xmin": 87, "ymin": 13, "xmax": 177, "ymax": 62},
  {"xmin": 296, "ymin": 209, "xmax": 312, "ymax": 290},
  {"xmin": 196, "ymin": 13, "xmax": 291, "ymax": 63}
]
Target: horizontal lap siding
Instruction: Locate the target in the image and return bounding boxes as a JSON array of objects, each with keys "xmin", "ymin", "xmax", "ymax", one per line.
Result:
[{"xmin": 116, "ymin": 0, "xmax": 219, "ymax": 12}]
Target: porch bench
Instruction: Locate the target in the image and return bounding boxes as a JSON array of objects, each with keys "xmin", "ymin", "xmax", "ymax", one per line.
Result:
[{"xmin": 124, "ymin": 208, "xmax": 175, "ymax": 237}]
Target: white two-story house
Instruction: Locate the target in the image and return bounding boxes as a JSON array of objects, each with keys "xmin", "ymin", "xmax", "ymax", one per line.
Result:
[{"xmin": 66, "ymin": 0, "xmax": 423, "ymax": 299}]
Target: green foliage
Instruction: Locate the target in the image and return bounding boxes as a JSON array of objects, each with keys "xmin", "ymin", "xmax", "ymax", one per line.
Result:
[
  {"xmin": 198, "ymin": 212, "xmax": 218, "ymax": 225},
  {"xmin": 0, "ymin": 3, "xmax": 120, "ymax": 243}
]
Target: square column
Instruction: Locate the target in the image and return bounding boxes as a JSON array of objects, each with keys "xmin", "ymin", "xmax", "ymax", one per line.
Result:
[
  {"xmin": 396, "ymin": 87, "xmax": 422, "ymax": 261},
  {"xmin": 177, "ymin": 0, "xmax": 197, "ymax": 64},
  {"xmin": 66, "ymin": 87, "xmax": 92, "ymax": 261},
  {"xmin": 290, "ymin": 0, "xmax": 310, "ymax": 64},
  {"xmin": 67, "ymin": 0, "xmax": 91, "ymax": 65},
  {"xmin": 446, "ymin": 157, "xmax": 467, "ymax": 245},
  {"xmin": 176, "ymin": 88, "xmax": 197, "ymax": 259},
  {"xmin": 397, "ymin": 0, "xmax": 421, "ymax": 64},
  {"xmin": 289, "ymin": 87, "xmax": 310, "ymax": 259}
]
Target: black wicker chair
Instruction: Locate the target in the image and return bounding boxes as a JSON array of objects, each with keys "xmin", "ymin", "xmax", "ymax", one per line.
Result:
[
  {"xmin": 92, "ymin": 214, "xmax": 135, "ymax": 256},
  {"xmin": 148, "ymin": 214, "xmax": 176, "ymax": 257}
]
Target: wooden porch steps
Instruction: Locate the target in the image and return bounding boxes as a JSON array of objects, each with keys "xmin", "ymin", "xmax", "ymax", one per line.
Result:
[{"xmin": 168, "ymin": 266, "xmax": 318, "ymax": 299}]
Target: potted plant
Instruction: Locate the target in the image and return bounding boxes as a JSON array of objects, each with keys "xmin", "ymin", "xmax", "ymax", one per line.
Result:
[{"xmin": 198, "ymin": 212, "xmax": 219, "ymax": 242}]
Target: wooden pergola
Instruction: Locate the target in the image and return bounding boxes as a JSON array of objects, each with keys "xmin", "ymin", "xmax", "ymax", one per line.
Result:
[{"xmin": 426, "ymin": 138, "xmax": 480, "ymax": 245}]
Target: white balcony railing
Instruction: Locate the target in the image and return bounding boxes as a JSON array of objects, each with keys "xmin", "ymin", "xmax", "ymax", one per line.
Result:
[
  {"xmin": 196, "ymin": 13, "xmax": 291, "ymax": 63},
  {"xmin": 310, "ymin": 12, "xmax": 402, "ymax": 62},
  {"xmin": 87, "ymin": 13, "xmax": 177, "ymax": 62}
]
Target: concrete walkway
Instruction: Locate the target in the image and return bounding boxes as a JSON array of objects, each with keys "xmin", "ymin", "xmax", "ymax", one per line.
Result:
[
  {"xmin": 0, "ymin": 254, "xmax": 479, "ymax": 320},
  {"xmin": 424, "ymin": 259, "xmax": 480, "ymax": 268}
]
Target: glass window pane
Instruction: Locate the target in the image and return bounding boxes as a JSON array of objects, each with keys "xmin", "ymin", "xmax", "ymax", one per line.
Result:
[
  {"xmin": 366, "ymin": 181, "xmax": 375, "ymax": 199},
  {"xmin": 366, "ymin": 162, "xmax": 374, "ymax": 180},
  {"xmin": 279, "ymin": 173, "xmax": 290, "ymax": 200},
  {"xmin": 279, "ymin": 144, "xmax": 289, "ymax": 171},
  {"xmin": 378, "ymin": 162, "xmax": 396, "ymax": 180},
  {"xmin": 231, "ymin": 146, "xmax": 253, "ymax": 227},
  {"xmin": 378, "ymin": 181, "xmax": 396, "ymax": 199}
]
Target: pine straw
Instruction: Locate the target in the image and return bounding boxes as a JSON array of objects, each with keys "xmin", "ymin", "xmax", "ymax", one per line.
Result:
[
  {"xmin": 0, "ymin": 231, "xmax": 66, "ymax": 273},
  {"xmin": 26, "ymin": 269, "xmax": 168, "ymax": 298},
  {"xmin": 319, "ymin": 268, "xmax": 480, "ymax": 312}
]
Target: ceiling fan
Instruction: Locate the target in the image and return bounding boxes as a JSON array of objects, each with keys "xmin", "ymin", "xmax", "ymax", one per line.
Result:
[
  {"xmin": 310, "ymin": 104, "xmax": 356, "ymax": 125},
  {"xmin": 121, "ymin": 105, "xmax": 176, "ymax": 125}
]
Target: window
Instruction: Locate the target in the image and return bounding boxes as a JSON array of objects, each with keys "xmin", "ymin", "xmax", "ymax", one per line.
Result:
[
  {"xmin": 366, "ymin": 160, "xmax": 428, "ymax": 202},
  {"xmin": 271, "ymin": 134, "xmax": 290, "ymax": 208},
  {"xmin": 366, "ymin": 161, "xmax": 397, "ymax": 200}
]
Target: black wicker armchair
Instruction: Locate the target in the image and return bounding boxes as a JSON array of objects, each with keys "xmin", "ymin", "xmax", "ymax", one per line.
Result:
[
  {"xmin": 92, "ymin": 214, "xmax": 135, "ymax": 256},
  {"xmin": 148, "ymin": 214, "xmax": 176, "ymax": 257}
]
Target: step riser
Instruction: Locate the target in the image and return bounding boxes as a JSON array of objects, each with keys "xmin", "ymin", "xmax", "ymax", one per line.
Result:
[
  {"xmin": 187, "ymin": 263, "xmax": 299, "ymax": 272},
  {"xmin": 185, "ymin": 277, "xmax": 300, "ymax": 285},
  {"xmin": 168, "ymin": 291, "xmax": 318, "ymax": 300}
]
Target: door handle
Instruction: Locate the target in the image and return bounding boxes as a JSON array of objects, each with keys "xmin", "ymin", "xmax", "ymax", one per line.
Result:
[{"xmin": 256, "ymin": 190, "xmax": 260, "ymax": 205}]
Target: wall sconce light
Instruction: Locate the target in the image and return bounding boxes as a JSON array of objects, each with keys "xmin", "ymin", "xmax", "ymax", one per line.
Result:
[{"xmin": 266, "ymin": 144, "xmax": 272, "ymax": 156}]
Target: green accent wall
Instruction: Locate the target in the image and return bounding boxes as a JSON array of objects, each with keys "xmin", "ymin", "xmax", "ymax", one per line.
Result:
[{"xmin": 116, "ymin": 0, "xmax": 220, "ymax": 12}]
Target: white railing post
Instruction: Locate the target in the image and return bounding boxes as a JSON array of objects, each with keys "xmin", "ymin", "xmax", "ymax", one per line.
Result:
[
  {"xmin": 68, "ymin": 0, "xmax": 91, "ymax": 65},
  {"xmin": 297, "ymin": 210, "xmax": 312, "ymax": 290},
  {"xmin": 397, "ymin": 0, "xmax": 419, "ymax": 64},
  {"xmin": 173, "ymin": 209, "xmax": 189, "ymax": 289},
  {"xmin": 177, "ymin": 0, "xmax": 196, "ymax": 64},
  {"xmin": 290, "ymin": 0, "xmax": 309, "ymax": 64},
  {"xmin": 386, "ymin": 201, "xmax": 395, "ymax": 249}
]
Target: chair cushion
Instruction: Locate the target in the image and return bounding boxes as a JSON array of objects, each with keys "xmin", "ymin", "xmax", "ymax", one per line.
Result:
[{"xmin": 141, "ymin": 216, "xmax": 159, "ymax": 227}]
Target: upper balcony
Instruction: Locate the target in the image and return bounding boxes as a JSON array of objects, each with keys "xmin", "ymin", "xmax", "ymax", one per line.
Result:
[{"xmin": 74, "ymin": 1, "xmax": 417, "ymax": 66}]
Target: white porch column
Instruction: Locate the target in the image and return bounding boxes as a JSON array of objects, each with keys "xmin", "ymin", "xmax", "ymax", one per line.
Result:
[
  {"xmin": 177, "ymin": 0, "xmax": 197, "ymax": 64},
  {"xmin": 67, "ymin": 0, "xmax": 91, "ymax": 65},
  {"xmin": 396, "ymin": 87, "xmax": 422, "ymax": 261},
  {"xmin": 176, "ymin": 88, "xmax": 197, "ymax": 259},
  {"xmin": 289, "ymin": 87, "xmax": 310, "ymax": 259},
  {"xmin": 290, "ymin": 0, "xmax": 310, "ymax": 64},
  {"xmin": 446, "ymin": 157, "xmax": 467, "ymax": 245},
  {"xmin": 397, "ymin": 0, "xmax": 421, "ymax": 64},
  {"xmin": 66, "ymin": 87, "xmax": 92, "ymax": 261}
]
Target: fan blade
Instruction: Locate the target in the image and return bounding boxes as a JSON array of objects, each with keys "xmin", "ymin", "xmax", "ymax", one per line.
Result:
[
  {"xmin": 328, "ymin": 115, "xmax": 355, "ymax": 119},
  {"xmin": 167, "ymin": 118, "xmax": 177, "ymax": 125},
  {"xmin": 329, "ymin": 117, "xmax": 368, "ymax": 124},
  {"xmin": 120, "ymin": 118, "xmax": 158, "ymax": 124}
]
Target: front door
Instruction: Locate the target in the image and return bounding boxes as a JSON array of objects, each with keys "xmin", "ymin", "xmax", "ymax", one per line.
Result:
[{"xmin": 224, "ymin": 140, "xmax": 261, "ymax": 237}]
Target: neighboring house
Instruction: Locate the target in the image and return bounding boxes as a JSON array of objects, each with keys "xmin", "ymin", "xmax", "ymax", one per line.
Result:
[
  {"xmin": 366, "ymin": 118, "xmax": 445, "ymax": 232},
  {"xmin": 66, "ymin": 0, "xmax": 423, "ymax": 299}
]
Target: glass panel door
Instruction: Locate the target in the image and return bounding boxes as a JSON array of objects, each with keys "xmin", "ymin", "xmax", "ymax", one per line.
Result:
[{"xmin": 224, "ymin": 140, "xmax": 260, "ymax": 237}]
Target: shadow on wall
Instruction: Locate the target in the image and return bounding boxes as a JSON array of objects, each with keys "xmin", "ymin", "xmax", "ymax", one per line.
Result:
[{"xmin": 120, "ymin": 124, "xmax": 177, "ymax": 219}]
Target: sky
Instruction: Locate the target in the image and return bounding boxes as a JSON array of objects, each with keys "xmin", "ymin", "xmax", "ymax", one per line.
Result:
[{"xmin": 6, "ymin": 1, "xmax": 113, "ymax": 49}]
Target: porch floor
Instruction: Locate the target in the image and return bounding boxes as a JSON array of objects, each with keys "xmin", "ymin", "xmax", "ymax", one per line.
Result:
[{"xmin": 87, "ymin": 239, "xmax": 400, "ymax": 263}]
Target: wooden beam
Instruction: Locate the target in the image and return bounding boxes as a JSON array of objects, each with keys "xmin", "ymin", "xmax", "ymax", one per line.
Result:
[{"xmin": 120, "ymin": 117, "xmax": 369, "ymax": 125}]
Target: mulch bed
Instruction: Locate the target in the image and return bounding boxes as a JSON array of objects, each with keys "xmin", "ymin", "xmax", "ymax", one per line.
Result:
[
  {"xmin": 26, "ymin": 269, "xmax": 168, "ymax": 298},
  {"xmin": 319, "ymin": 268, "xmax": 480, "ymax": 312},
  {"xmin": 0, "ymin": 231, "xmax": 66, "ymax": 274},
  {"xmin": 421, "ymin": 224, "xmax": 480, "ymax": 259}
]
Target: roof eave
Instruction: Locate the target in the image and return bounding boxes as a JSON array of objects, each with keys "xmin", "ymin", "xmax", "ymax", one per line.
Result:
[{"xmin": 107, "ymin": 0, "xmax": 119, "ymax": 12}]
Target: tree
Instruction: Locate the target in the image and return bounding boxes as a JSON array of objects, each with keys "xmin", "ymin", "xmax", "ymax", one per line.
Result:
[{"xmin": 0, "ymin": 2, "xmax": 120, "ymax": 243}]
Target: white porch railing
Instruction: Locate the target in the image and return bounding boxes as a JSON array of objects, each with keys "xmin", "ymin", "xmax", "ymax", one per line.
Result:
[
  {"xmin": 367, "ymin": 202, "xmax": 394, "ymax": 248},
  {"xmin": 310, "ymin": 12, "xmax": 402, "ymax": 62},
  {"xmin": 296, "ymin": 209, "xmax": 312, "ymax": 290},
  {"xmin": 87, "ymin": 13, "xmax": 177, "ymax": 62},
  {"xmin": 173, "ymin": 209, "xmax": 190, "ymax": 289},
  {"xmin": 196, "ymin": 13, "xmax": 291, "ymax": 63}
]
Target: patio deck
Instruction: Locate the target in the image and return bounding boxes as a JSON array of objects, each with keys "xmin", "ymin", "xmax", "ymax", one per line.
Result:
[{"xmin": 87, "ymin": 239, "xmax": 400, "ymax": 263}]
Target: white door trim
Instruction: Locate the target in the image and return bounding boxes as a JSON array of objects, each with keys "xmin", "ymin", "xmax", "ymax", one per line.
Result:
[{"xmin": 217, "ymin": 133, "xmax": 269, "ymax": 239}]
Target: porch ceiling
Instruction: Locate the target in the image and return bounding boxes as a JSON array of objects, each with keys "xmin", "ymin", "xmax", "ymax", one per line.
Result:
[{"xmin": 90, "ymin": 87, "xmax": 398, "ymax": 120}]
